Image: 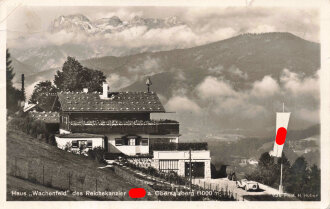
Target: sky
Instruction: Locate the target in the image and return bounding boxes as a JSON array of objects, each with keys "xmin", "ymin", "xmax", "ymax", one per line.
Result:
[{"xmin": 7, "ymin": 6, "xmax": 320, "ymax": 49}]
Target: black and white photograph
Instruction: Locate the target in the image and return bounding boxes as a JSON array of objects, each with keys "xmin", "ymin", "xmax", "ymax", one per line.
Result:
[{"xmin": 1, "ymin": 0, "xmax": 330, "ymax": 206}]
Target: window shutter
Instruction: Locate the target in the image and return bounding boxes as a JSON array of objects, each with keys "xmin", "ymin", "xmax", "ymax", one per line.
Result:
[
  {"xmin": 72, "ymin": 140, "xmax": 78, "ymax": 148},
  {"xmin": 87, "ymin": 140, "xmax": 92, "ymax": 148}
]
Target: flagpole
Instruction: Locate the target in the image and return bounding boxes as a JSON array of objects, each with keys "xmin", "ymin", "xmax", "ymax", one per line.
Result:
[
  {"xmin": 279, "ymin": 102, "xmax": 284, "ymax": 194},
  {"xmin": 279, "ymin": 161, "xmax": 283, "ymax": 193}
]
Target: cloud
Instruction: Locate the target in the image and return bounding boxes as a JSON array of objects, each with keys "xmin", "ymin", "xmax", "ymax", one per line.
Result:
[
  {"xmin": 182, "ymin": 7, "xmax": 319, "ymax": 42},
  {"xmin": 8, "ymin": 7, "xmax": 320, "ymax": 51},
  {"xmin": 195, "ymin": 76, "xmax": 267, "ymax": 119},
  {"xmin": 175, "ymin": 70, "xmax": 186, "ymax": 81},
  {"xmin": 106, "ymin": 73, "xmax": 132, "ymax": 90},
  {"xmin": 247, "ymin": 24, "xmax": 276, "ymax": 34},
  {"xmin": 251, "ymin": 75, "xmax": 279, "ymax": 97},
  {"xmin": 279, "ymin": 69, "xmax": 320, "ymax": 123},
  {"xmin": 230, "ymin": 67, "xmax": 248, "ymax": 80},
  {"xmin": 166, "ymin": 96, "xmax": 201, "ymax": 114},
  {"xmin": 280, "ymin": 68, "xmax": 320, "ymax": 99},
  {"xmin": 296, "ymin": 108, "xmax": 319, "ymax": 124},
  {"xmin": 127, "ymin": 56, "xmax": 161, "ymax": 76},
  {"xmin": 193, "ymin": 72, "xmax": 319, "ymax": 125},
  {"xmin": 207, "ymin": 65, "xmax": 224, "ymax": 75},
  {"xmin": 196, "ymin": 76, "xmax": 237, "ymax": 99}
]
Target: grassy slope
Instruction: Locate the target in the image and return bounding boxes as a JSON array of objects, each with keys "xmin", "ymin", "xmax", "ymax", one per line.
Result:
[{"xmin": 7, "ymin": 130, "xmax": 135, "ymax": 201}]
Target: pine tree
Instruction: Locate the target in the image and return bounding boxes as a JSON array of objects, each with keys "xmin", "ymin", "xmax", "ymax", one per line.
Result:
[
  {"xmin": 307, "ymin": 164, "xmax": 320, "ymax": 199},
  {"xmin": 6, "ymin": 49, "xmax": 22, "ymax": 113},
  {"xmin": 247, "ymin": 152, "xmax": 278, "ymax": 186},
  {"xmin": 6, "ymin": 49, "xmax": 15, "ymax": 88},
  {"xmin": 286, "ymin": 157, "xmax": 309, "ymax": 197}
]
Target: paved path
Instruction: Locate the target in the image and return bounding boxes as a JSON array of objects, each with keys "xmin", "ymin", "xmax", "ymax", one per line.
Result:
[{"xmin": 192, "ymin": 178, "xmax": 284, "ymax": 201}]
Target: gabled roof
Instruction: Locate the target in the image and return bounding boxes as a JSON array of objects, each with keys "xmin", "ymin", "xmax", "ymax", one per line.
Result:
[
  {"xmin": 23, "ymin": 103, "xmax": 37, "ymax": 112},
  {"xmin": 29, "ymin": 111, "xmax": 59, "ymax": 123},
  {"xmin": 57, "ymin": 91, "xmax": 165, "ymax": 113}
]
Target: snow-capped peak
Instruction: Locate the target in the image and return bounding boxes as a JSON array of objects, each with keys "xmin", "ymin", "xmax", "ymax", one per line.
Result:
[
  {"xmin": 50, "ymin": 14, "xmax": 96, "ymax": 34},
  {"xmin": 49, "ymin": 14, "xmax": 185, "ymax": 34},
  {"xmin": 94, "ymin": 16, "xmax": 123, "ymax": 27}
]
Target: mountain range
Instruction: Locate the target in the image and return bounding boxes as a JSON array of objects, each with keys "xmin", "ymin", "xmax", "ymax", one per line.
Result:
[
  {"xmin": 10, "ymin": 32, "xmax": 320, "ymax": 139},
  {"xmin": 50, "ymin": 14, "xmax": 184, "ymax": 34},
  {"xmin": 10, "ymin": 14, "xmax": 187, "ymax": 71}
]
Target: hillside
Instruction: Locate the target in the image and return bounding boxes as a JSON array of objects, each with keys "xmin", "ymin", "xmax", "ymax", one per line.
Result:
[
  {"xmin": 6, "ymin": 129, "xmax": 135, "ymax": 201},
  {"xmin": 14, "ymin": 32, "xmax": 319, "ymax": 97},
  {"xmin": 11, "ymin": 32, "xmax": 320, "ymax": 138},
  {"xmin": 208, "ymin": 124, "xmax": 320, "ymax": 170},
  {"xmin": 83, "ymin": 32, "xmax": 319, "ymax": 95}
]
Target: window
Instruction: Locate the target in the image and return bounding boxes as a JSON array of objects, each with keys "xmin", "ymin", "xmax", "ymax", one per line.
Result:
[
  {"xmin": 87, "ymin": 140, "xmax": 92, "ymax": 148},
  {"xmin": 129, "ymin": 138, "xmax": 135, "ymax": 146},
  {"xmin": 79, "ymin": 140, "xmax": 87, "ymax": 147},
  {"xmin": 141, "ymin": 139, "xmax": 148, "ymax": 146},
  {"xmin": 72, "ymin": 140, "xmax": 78, "ymax": 148},
  {"xmin": 159, "ymin": 160, "xmax": 179, "ymax": 173},
  {"xmin": 115, "ymin": 138, "xmax": 123, "ymax": 146}
]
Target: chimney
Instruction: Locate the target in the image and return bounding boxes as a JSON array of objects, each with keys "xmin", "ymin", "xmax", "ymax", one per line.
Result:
[
  {"xmin": 83, "ymin": 88, "xmax": 88, "ymax": 93},
  {"xmin": 102, "ymin": 82, "xmax": 109, "ymax": 98}
]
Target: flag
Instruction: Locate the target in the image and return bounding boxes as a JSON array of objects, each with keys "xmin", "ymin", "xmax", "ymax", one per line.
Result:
[{"xmin": 269, "ymin": 112, "xmax": 291, "ymax": 157}]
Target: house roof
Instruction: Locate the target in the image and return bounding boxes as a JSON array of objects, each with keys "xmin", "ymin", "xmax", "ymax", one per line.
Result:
[
  {"xmin": 23, "ymin": 103, "xmax": 37, "ymax": 112},
  {"xmin": 57, "ymin": 91, "xmax": 166, "ymax": 113},
  {"xmin": 29, "ymin": 111, "xmax": 60, "ymax": 123}
]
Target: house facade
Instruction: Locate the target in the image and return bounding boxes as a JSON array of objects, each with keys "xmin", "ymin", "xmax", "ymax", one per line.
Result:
[
  {"xmin": 56, "ymin": 83, "xmax": 180, "ymax": 156},
  {"xmin": 56, "ymin": 133, "xmax": 105, "ymax": 153},
  {"xmin": 55, "ymin": 82, "xmax": 211, "ymax": 179}
]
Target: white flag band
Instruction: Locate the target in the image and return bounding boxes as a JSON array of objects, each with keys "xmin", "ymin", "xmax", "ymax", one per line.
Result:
[{"xmin": 270, "ymin": 112, "xmax": 291, "ymax": 157}]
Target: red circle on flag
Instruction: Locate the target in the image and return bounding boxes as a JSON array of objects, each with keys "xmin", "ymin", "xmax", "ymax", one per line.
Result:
[
  {"xmin": 129, "ymin": 188, "xmax": 146, "ymax": 198},
  {"xmin": 275, "ymin": 127, "xmax": 287, "ymax": 145}
]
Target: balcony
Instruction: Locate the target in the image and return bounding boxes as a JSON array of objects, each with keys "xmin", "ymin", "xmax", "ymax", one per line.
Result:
[
  {"xmin": 64, "ymin": 119, "xmax": 179, "ymax": 135},
  {"xmin": 150, "ymin": 142, "xmax": 208, "ymax": 152}
]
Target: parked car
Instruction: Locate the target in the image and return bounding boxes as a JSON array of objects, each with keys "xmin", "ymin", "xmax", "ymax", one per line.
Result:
[{"xmin": 236, "ymin": 179, "xmax": 259, "ymax": 191}]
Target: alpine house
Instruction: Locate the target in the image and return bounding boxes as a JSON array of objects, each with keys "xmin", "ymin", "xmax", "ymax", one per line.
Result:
[{"xmin": 55, "ymin": 79, "xmax": 211, "ymax": 179}]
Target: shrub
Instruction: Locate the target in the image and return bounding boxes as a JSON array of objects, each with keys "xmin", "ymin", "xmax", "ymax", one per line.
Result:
[
  {"xmin": 64, "ymin": 142, "xmax": 72, "ymax": 151},
  {"xmin": 147, "ymin": 167, "xmax": 159, "ymax": 176},
  {"xmin": 49, "ymin": 135, "xmax": 57, "ymax": 146},
  {"xmin": 30, "ymin": 120, "xmax": 47, "ymax": 138},
  {"xmin": 87, "ymin": 147, "xmax": 106, "ymax": 164}
]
